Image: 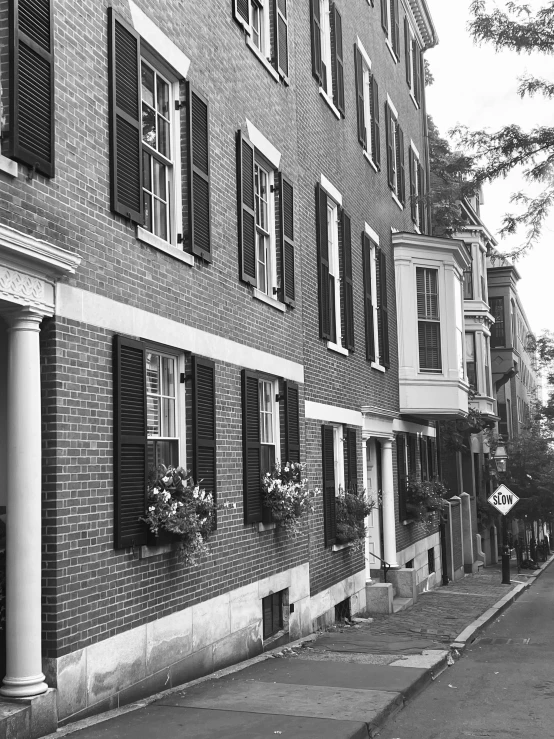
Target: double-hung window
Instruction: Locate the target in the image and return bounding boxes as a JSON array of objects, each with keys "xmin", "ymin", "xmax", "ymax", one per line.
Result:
[
  {"xmin": 237, "ymin": 128, "xmax": 296, "ymax": 307},
  {"xmin": 321, "ymin": 424, "xmax": 357, "ymax": 546},
  {"xmin": 316, "ymin": 181, "xmax": 354, "ymax": 354},
  {"xmin": 490, "ymin": 297, "xmax": 505, "ymax": 347},
  {"xmin": 484, "ymin": 335, "xmax": 491, "ymax": 396},
  {"xmin": 108, "ymin": 10, "xmax": 212, "ymax": 262},
  {"xmin": 113, "ymin": 337, "xmax": 217, "ymax": 550},
  {"xmin": 404, "ymin": 18, "xmax": 422, "ymax": 106},
  {"xmin": 408, "ymin": 144, "xmax": 425, "ymax": 231},
  {"xmin": 354, "ymin": 41, "xmax": 380, "ymax": 168},
  {"xmin": 381, "ymin": 0, "xmax": 400, "ymax": 60},
  {"xmin": 417, "ymin": 267, "xmax": 441, "ymax": 372},
  {"xmin": 233, "ymin": 0, "xmax": 290, "ymax": 80},
  {"xmin": 385, "ymin": 99, "xmax": 405, "ymax": 205},
  {"xmin": 242, "ymin": 371, "xmax": 300, "ymax": 524},
  {"xmin": 465, "ymin": 333, "xmax": 477, "ymax": 390},
  {"xmin": 362, "ymin": 231, "xmax": 390, "ymax": 369},
  {"xmin": 310, "ymin": 0, "xmax": 345, "ymax": 116}
]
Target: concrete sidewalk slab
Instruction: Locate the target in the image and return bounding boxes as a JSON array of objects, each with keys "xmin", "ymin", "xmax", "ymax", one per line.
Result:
[
  {"xmin": 311, "ymin": 632, "xmax": 440, "ymax": 653},
  {"xmin": 229, "ymin": 658, "xmax": 428, "ymax": 695},
  {"xmin": 47, "ymin": 704, "xmax": 371, "ymax": 739},
  {"xmin": 158, "ymin": 680, "xmax": 404, "ymax": 727}
]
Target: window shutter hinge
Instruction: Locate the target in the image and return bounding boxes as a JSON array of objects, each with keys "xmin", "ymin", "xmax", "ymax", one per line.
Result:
[
  {"xmin": 180, "ymin": 373, "xmax": 192, "ymax": 383},
  {"xmin": 270, "ymin": 184, "xmax": 277, "ymax": 193},
  {"xmin": 177, "ymin": 233, "xmax": 183, "ymax": 244},
  {"xmin": 175, "ymin": 100, "xmax": 185, "ymax": 111},
  {"xmin": 275, "ymin": 392, "xmax": 284, "ymax": 402}
]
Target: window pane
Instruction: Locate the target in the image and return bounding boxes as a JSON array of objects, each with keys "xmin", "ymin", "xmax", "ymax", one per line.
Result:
[
  {"xmin": 148, "ymin": 439, "xmax": 178, "ymax": 470},
  {"xmin": 143, "ymin": 151, "xmax": 152, "ymax": 190},
  {"xmin": 147, "ymin": 396, "xmax": 160, "ymax": 436},
  {"xmin": 257, "ymin": 234, "xmax": 267, "ymax": 293},
  {"xmin": 142, "ymin": 103, "xmax": 156, "ymax": 148},
  {"xmin": 146, "ymin": 352, "xmax": 160, "ymax": 393},
  {"xmin": 156, "ymin": 75, "xmax": 170, "ymax": 118},
  {"xmin": 153, "ymin": 159, "xmax": 167, "ymax": 200},
  {"xmin": 162, "ymin": 398, "xmax": 176, "ymax": 437},
  {"xmin": 154, "ymin": 198, "xmax": 168, "ymax": 240},
  {"xmin": 162, "ymin": 356, "xmax": 175, "ymax": 397},
  {"xmin": 141, "ymin": 63, "xmax": 155, "ymax": 108},
  {"xmin": 143, "ymin": 192, "xmax": 152, "ymax": 232},
  {"xmin": 157, "ymin": 115, "xmax": 170, "ymax": 158}
]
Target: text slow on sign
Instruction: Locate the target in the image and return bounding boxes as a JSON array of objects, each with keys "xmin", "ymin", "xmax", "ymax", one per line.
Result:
[{"xmin": 488, "ymin": 484, "xmax": 519, "ymax": 516}]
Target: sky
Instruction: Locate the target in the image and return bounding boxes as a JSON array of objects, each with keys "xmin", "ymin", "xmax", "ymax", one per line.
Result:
[{"xmin": 425, "ymin": 0, "xmax": 554, "ymax": 336}]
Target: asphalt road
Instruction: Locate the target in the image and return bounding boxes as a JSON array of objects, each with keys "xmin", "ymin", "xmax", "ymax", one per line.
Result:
[{"xmin": 377, "ymin": 563, "xmax": 554, "ymax": 739}]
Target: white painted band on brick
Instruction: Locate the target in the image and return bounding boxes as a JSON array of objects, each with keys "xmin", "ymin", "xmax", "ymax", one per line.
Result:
[
  {"xmin": 392, "ymin": 419, "xmax": 436, "ymax": 437},
  {"xmin": 356, "ymin": 38, "xmax": 372, "ymax": 70},
  {"xmin": 56, "ymin": 285, "xmax": 304, "ymax": 383},
  {"xmin": 364, "ymin": 223, "xmax": 380, "ymax": 244},
  {"xmin": 305, "ymin": 401, "xmax": 362, "ymax": 427},
  {"xmin": 128, "ymin": 1, "xmax": 190, "ymax": 79},
  {"xmin": 246, "ymin": 119, "xmax": 281, "ymax": 169},
  {"xmin": 320, "ymin": 174, "xmax": 342, "ymax": 206}
]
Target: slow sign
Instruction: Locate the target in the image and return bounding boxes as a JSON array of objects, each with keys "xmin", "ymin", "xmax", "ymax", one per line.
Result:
[{"xmin": 488, "ymin": 484, "xmax": 519, "ymax": 516}]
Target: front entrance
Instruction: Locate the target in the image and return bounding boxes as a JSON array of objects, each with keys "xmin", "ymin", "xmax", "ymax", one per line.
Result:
[{"xmin": 364, "ymin": 438, "xmax": 383, "ymax": 580}]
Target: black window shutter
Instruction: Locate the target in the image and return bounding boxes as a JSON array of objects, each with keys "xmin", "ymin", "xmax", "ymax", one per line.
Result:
[
  {"xmin": 346, "ymin": 427, "xmax": 358, "ymax": 491},
  {"xmin": 362, "ymin": 233, "xmax": 375, "ymax": 362},
  {"xmin": 381, "ymin": 0, "xmax": 388, "ymax": 33},
  {"xmin": 192, "ymin": 356, "xmax": 217, "ymax": 511},
  {"xmin": 385, "ymin": 103, "xmax": 395, "ymax": 190},
  {"xmin": 274, "ymin": 0, "xmax": 289, "ymax": 79},
  {"xmin": 341, "ymin": 210, "xmax": 355, "ymax": 352},
  {"xmin": 242, "ymin": 370, "xmax": 262, "ymax": 523},
  {"xmin": 310, "ymin": 0, "xmax": 322, "ymax": 84},
  {"xmin": 379, "ymin": 249, "xmax": 390, "ymax": 368},
  {"xmin": 415, "ymin": 44, "xmax": 422, "ymax": 105},
  {"xmin": 420, "ymin": 435, "xmax": 429, "ymax": 480},
  {"xmin": 316, "ymin": 184, "xmax": 331, "ymax": 340},
  {"xmin": 322, "ymin": 425, "xmax": 336, "ymax": 546},
  {"xmin": 284, "ymin": 381, "xmax": 300, "ymax": 464},
  {"xmin": 233, "ymin": 0, "xmax": 249, "ymax": 28},
  {"xmin": 393, "ymin": 0, "xmax": 400, "ymax": 57},
  {"xmin": 330, "ymin": 4, "xmax": 345, "ymax": 115},
  {"xmin": 279, "ymin": 173, "xmax": 296, "ymax": 306},
  {"xmin": 354, "ymin": 45, "xmax": 366, "ymax": 149},
  {"xmin": 8, "ymin": 0, "xmax": 55, "ymax": 177},
  {"xmin": 397, "ymin": 124, "xmax": 405, "ymax": 204},
  {"xmin": 113, "ymin": 335, "xmax": 148, "ymax": 549},
  {"xmin": 418, "ymin": 162, "xmax": 425, "ymax": 232},
  {"xmin": 237, "ymin": 132, "xmax": 257, "ymax": 286},
  {"xmin": 404, "ymin": 17, "xmax": 411, "ymax": 87},
  {"xmin": 108, "ymin": 9, "xmax": 143, "ymax": 224},
  {"xmin": 371, "ymin": 76, "xmax": 381, "ymax": 168},
  {"xmin": 409, "ymin": 148, "xmax": 415, "ymax": 220},
  {"xmin": 396, "ymin": 434, "xmax": 407, "ymax": 521},
  {"xmin": 188, "ymin": 83, "xmax": 211, "ymax": 262}
]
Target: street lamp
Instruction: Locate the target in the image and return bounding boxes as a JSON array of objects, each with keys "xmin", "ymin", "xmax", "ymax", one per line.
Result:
[{"xmin": 494, "ymin": 444, "xmax": 508, "ymax": 474}]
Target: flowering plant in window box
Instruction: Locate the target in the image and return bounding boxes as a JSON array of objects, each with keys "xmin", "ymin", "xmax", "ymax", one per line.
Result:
[
  {"xmin": 405, "ymin": 477, "xmax": 449, "ymax": 527},
  {"xmin": 141, "ymin": 466, "xmax": 216, "ymax": 566},
  {"xmin": 262, "ymin": 462, "xmax": 315, "ymax": 536},
  {"xmin": 335, "ymin": 487, "xmax": 375, "ymax": 551}
]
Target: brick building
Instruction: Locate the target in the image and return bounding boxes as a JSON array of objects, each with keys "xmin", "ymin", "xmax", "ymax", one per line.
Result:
[{"xmin": 0, "ymin": 0, "xmax": 481, "ymax": 732}]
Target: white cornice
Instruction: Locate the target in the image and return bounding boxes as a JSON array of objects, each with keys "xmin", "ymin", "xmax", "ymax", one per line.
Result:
[
  {"xmin": 405, "ymin": 0, "xmax": 438, "ymax": 50},
  {"xmin": 392, "ymin": 231, "xmax": 471, "ymax": 271},
  {"xmin": 0, "ymin": 224, "xmax": 81, "ymax": 277}
]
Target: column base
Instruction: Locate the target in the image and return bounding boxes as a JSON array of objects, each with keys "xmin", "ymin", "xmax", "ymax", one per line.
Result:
[{"xmin": 0, "ymin": 673, "xmax": 48, "ymax": 698}]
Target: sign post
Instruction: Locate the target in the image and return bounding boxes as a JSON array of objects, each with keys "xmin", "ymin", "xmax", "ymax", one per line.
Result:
[{"xmin": 488, "ymin": 485, "xmax": 519, "ymax": 584}]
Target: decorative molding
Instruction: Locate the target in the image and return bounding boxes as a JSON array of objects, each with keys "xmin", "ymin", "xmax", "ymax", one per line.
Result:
[
  {"xmin": 0, "ymin": 268, "xmax": 44, "ymax": 301},
  {"xmin": 0, "ymin": 224, "xmax": 81, "ymax": 276}
]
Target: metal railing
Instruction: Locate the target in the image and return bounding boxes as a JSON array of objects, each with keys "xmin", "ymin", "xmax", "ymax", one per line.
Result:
[{"xmin": 368, "ymin": 551, "xmax": 392, "ymax": 583}]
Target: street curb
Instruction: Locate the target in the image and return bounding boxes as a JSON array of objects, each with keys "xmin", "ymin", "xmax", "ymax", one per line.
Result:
[{"xmin": 450, "ymin": 553, "xmax": 554, "ymax": 652}]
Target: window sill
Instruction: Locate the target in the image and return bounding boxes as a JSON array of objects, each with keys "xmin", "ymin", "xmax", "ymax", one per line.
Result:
[
  {"xmin": 332, "ymin": 542, "xmax": 353, "ymax": 552},
  {"xmin": 246, "ymin": 36, "xmax": 280, "ymax": 83},
  {"xmin": 0, "ymin": 154, "xmax": 17, "ymax": 178},
  {"xmin": 327, "ymin": 340, "xmax": 349, "ymax": 357},
  {"xmin": 413, "ymin": 223, "xmax": 421, "ymax": 234},
  {"xmin": 253, "ymin": 288, "xmax": 286, "ymax": 312},
  {"xmin": 385, "ymin": 39, "xmax": 399, "ymax": 64},
  {"xmin": 140, "ymin": 542, "xmax": 174, "ymax": 558},
  {"xmin": 363, "ymin": 149, "xmax": 379, "ymax": 173},
  {"xmin": 410, "ymin": 92, "xmax": 420, "ymax": 110},
  {"xmin": 371, "ymin": 362, "xmax": 386, "ymax": 373},
  {"xmin": 391, "ymin": 192, "xmax": 404, "ymax": 211},
  {"xmin": 258, "ymin": 521, "xmax": 276, "ymax": 532},
  {"xmin": 136, "ymin": 227, "xmax": 194, "ymax": 267},
  {"xmin": 318, "ymin": 87, "xmax": 342, "ymax": 120}
]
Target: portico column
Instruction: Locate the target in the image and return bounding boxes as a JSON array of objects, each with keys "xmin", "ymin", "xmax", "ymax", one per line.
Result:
[
  {"xmin": 1, "ymin": 309, "xmax": 48, "ymax": 697},
  {"xmin": 381, "ymin": 438, "xmax": 399, "ymax": 568}
]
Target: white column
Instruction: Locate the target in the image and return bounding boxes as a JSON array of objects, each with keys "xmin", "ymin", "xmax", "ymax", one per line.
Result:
[
  {"xmin": 381, "ymin": 438, "xmax": 398, "ymax": 568},
  {"xmin": 1, "ymin": 310, "xmax": 48, "ymax": 697}
]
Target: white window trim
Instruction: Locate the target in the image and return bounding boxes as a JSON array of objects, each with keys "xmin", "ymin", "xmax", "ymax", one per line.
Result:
[
  {"xmin": 320, "ymin": 174, "xmax": 343, "ymax": 206},
  {"xmin": 327, "ymin": 340, "xmax": 349, "ymax": 356},
  {"xmin": 137, "ymin": 227, "xmax": 194, "ymax": 267},
  {"xmin": 385, "ymin": 37, "xmax": 398, "ymax": 63},
  {"xmin": 0, "ymin": 154, "xmax": 17, "ymax": 178},
  {"xmin": 129, "ymin": 0, "xmax": 190, "ymax": 78},
  {"xmin": 410, "ymin": 141, "xmax": 421, "ymax": 230},
  {"xmin": 363, "ymin": 149, "xmax": 379, "ymax": 173},
  {"xmin": 318, "ymin": 86, "xmax": 342, "ymax": 120},
  {"xmin": 254, "ymin": 158, "xmax": 278, "ymax": 300},
  {"xmin": 387, "ymin": 95, "xmax": 403, "ymax": 205},
  {"xmin": 333, "ymin": 424, "xmax": 345, "ymax": 493},
  {"xmin": 326, "ymin": 198, "xmax": 344, "ymax": 352},
  {"xmin": 364, "ymin": 222, "xmax": 380, "ymax": 245},
  {"xmin": 357, "ymin": 37, "xmax": 372, "ymax": 70},
  {"xmin": 368, "ymin": 239, "xmax": 382, "ymax": 368},
  {"xmin": 246, "ymin": 119, "xmax": 282, "ymax": 169},
  {"xmin": 253, "ymin": 288, "xmax": 287, "ymax": 312},
  {"xmin": 246, "ymin": 35, "xmax": 281, "ymax": 82},
  {"xmin": 320, "ymin": 0, "xmax": 333, "ymax": 98},
  {"xmin": 357, "ymin": 39, "xmax": 378, "ymax": 169},
  {"xmin": 260, "ymin": 376, "xmax": 281, "ymax": 461}
]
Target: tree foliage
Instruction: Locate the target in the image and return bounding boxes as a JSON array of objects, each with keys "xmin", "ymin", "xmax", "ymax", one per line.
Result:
[{"xmin": 451, "ymin": 1, "xmax": 554, "ymax": 258}]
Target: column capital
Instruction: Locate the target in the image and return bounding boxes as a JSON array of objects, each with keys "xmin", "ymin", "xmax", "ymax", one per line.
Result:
[
  {"xmin": 4, "ymin": 307, "xmax": 44, "ymax": 332},
  {"xmin": 381, "ymin": 437, "xmax": 394, "ymax": 449}
]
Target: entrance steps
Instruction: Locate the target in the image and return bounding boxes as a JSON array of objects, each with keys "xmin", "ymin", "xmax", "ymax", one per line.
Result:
[
  {"xmin": 365, "ymin": 568, "xmax": 418, "ymax": 615},
  {"xmin": 0, "ymin": 689, "xmax": 57, "ymax": 739}
]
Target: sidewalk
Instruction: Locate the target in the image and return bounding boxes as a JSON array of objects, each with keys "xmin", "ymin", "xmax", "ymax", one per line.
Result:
[{"xmin": 42, "ymin": 556, "xmax": 554, "ymax": 739}]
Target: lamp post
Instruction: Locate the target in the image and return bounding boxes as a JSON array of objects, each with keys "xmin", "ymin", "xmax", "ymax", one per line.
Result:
[{"xmin": 493, "ymin": 444, "xmax": 511, "ymax": 584}]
